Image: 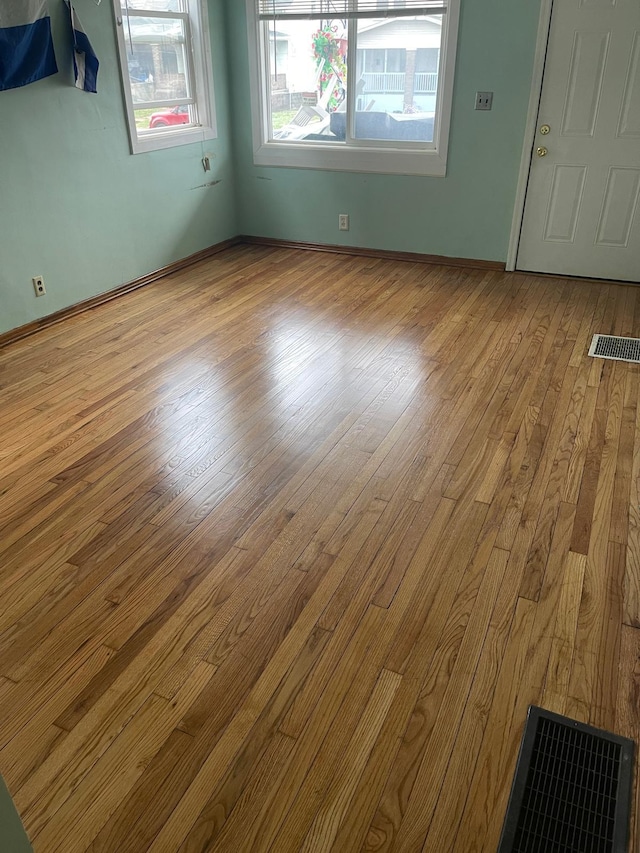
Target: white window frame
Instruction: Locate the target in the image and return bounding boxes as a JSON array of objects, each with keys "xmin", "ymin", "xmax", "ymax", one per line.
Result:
[
  {"xmin": 112, "ymin": 0, "xmax": 217, "ymax": 154},
  {"xmin": 246, "ymin": 0, "xmax": 460, "ymax": 176}
]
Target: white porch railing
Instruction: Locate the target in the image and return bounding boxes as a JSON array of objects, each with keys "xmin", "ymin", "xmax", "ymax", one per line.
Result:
[
  {"xmin": 361, "ymin": 72, "xmax": 438, "ymax": 94},
  {"xmin": 361, "ymin": 72, "xmax": 404, "ymax": 92},
  {"xmin": 415, "ymin": 72, "xmax": 438, "ymax": 93}
]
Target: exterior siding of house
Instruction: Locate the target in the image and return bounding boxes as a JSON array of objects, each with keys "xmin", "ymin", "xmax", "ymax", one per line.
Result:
[{"xmin": 358, "ymin": 18, "xmax": 441, "ymax": 49}]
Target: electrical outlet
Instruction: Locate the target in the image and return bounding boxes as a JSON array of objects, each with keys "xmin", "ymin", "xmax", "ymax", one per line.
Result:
[
  {"xmin": 339, "ymin": 214, "xmax": 349, "ymax": 231},
  {"xmin": 475, "ymin": 91, "xmax": 494, "ymax": 111},
  {"xmin": 32, "ymin": 276, "xmax": 46, "ymax": 297}
]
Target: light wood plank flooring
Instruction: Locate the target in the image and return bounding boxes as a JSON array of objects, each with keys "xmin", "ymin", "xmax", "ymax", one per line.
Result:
[{"xmin": 0, "ymin": 244, "xmax": 638, "ymax": 852}]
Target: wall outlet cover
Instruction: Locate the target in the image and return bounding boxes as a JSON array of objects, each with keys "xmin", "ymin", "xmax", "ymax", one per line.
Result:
[{"xmin": 475, "ymin": 91, "xmax": 494, "ymax": 111}]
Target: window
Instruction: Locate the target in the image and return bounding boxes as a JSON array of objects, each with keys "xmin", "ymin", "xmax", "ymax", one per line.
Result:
[
  {"xmin": 112, "ymin": 0, "xmax": 216, "ymax": 154},
  {"xmin": 246, "ymin": 0, "xmax": 459, "ymax": 176}
]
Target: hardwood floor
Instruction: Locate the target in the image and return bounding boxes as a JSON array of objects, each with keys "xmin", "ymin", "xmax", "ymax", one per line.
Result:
[{"xmin": 0, "ymin": 244, "xmax": 638, "ymax": 852}]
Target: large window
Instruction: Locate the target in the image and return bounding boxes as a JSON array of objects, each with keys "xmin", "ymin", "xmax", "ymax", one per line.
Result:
[
  {"xmin": 247, "ymin": 0, "xmax": 459, "ymax": 175},
  {"xmin": 113, "ymin": 0, "xmax": 217, "ymax": 154}
]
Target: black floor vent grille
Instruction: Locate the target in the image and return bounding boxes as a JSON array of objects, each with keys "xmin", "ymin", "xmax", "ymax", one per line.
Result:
[
  {"xmin": 498, "ymin": 706, "xmax": 634, "ymax": 853},
  {"xmin": 588, "ymin": 334, "xmax": 640, "ymax": 363}
]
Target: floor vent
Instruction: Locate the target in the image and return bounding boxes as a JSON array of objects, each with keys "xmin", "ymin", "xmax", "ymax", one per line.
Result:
[
  {"xmin": 498, "ymin": 706, "xmax": 634, "ymax": 853},
  {"xmin": 589, "ymin": 334, "xmax": 640, "ymax": 363}
]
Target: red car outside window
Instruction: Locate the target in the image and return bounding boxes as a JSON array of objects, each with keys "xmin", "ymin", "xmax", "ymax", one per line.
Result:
[{"xmin": 148, "ymin": 106, "xmax": 190, "ymax": 129}]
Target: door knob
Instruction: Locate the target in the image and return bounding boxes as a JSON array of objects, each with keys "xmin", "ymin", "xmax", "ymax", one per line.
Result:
[{"xmin": 537, "ymin": 146, "xmax": 548, "ymax": 157}]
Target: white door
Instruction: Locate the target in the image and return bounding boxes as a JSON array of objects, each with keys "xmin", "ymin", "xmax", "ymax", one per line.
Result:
[{"xmin": 517, "ymin": 0, "xmax": 640, "ymax": 282}]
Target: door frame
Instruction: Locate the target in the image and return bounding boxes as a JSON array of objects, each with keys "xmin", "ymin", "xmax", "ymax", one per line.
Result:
[{"xmin": 506, "ymin": 0, "xmax": 555, "ymax": 272}]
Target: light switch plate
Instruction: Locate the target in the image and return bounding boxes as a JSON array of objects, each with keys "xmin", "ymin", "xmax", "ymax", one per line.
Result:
[{"xmin": 475, "ymin": 91, "xmax": 494, "ymax": 111}]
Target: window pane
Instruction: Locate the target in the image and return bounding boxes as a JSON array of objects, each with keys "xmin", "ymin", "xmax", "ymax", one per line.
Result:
[
  {"xmin": 267, "ymin": 20, "xmax": 348, "ymax": 143},
  {"xmin": 123, "ymin": 15, "xmax": 190, "ymax": 104},
  {"xmin": 385, "ymin": 48, "xmax": 405, "ymax": 73},
  {"xmin": 124, "ymin": 1, "xmax": 185, "ymax": 11},
  {"xmin": 135, "ymin": 104, "xmax": 195, "ymax": 133},
  {"xmin": 355, "ymin": 16, "xmax": 441, "ymax": 143},
  {"xmin": 415, "ymin": 47, "xmax": 439, "ymax": 73},
  {"xmin": 364, "ymin": 49, "xmax": 385, "ymax": 72}
]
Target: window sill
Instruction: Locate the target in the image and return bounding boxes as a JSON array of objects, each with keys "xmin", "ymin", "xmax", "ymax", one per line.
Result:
[
  {"xmin": 131, "ymin": 124, "xmax": 216, "ymax": 155},
  {"xmin": 253, "ymin": 140, "xmax": 448, "ymax": 176}
]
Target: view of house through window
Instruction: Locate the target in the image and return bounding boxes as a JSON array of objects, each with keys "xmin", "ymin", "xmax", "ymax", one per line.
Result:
[
  {"xmin": 113, "ymin": 0, "xmax": 216, "ymax": 153},
  {"xmin": 267, "ymin": 15, "xmax": 442, "ymax": 145}
]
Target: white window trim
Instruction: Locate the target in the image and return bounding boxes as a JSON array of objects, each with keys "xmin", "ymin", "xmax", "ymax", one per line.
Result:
[
  {"xmin": 112, "ymin": 0, "xmax": 217, "ymax": 155},
  {"xmin": 246, "ymin": 1, "xmax": 460, "ymax": 176}
]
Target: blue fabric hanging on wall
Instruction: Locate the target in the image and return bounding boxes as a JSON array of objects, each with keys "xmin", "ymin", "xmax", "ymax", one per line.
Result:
[
  {"xmin": 0, "ymin": 0, "xmax": 58, "ymax": 91},
  {"xmin": 65, "ymin": 1, "xmax": 99, "ymax": 93}
]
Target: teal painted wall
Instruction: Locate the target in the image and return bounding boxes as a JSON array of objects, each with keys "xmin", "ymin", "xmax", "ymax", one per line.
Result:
[
  {"xmin": 0, "ymin": 775, "xmax": 32, "ymax": 852},
  {"xmin": 0, "ymin": 0, "xmax": 237, "ymax": 337},
  {"xmin": 227, "ymin": 0, "xmax": 541, "ymax": 263},
  {"xmin": 1, "ymin": 1, "xmax": 543, "ymax": 338}
]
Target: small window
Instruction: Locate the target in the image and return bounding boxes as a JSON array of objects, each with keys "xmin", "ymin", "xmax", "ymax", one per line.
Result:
[
  {"xmin": 112, "ymin": 0, "xmax": 217, "ymax": 154},
  {"xmin": 246, "ymin": 0, "xmax": 460, "ymax": 176}
]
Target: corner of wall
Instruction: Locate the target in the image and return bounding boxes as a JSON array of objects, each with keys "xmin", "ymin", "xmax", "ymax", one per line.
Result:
[{"xmin": 0, "ymin": 0, "xmax": 238, "ymax": 338}]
